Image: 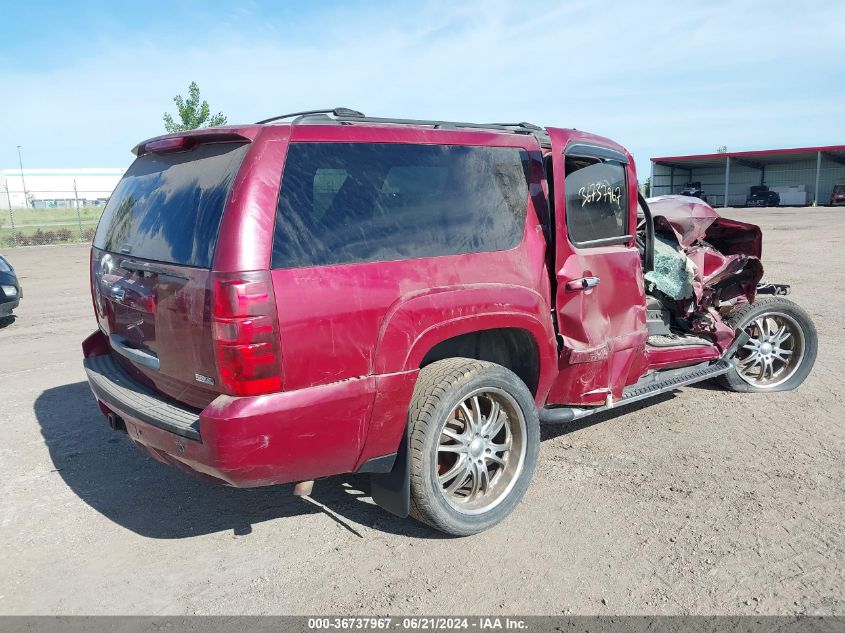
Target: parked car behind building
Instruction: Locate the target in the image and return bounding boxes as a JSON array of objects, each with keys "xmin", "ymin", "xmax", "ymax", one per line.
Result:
[
  {"xmin": 679, "ymin": 181, "xmax": 708, "ymax": 203},
  {"xmin": 831, "ymin": 180, "xmax": 845, "ymax": 206},
  {"xmin": 746, "ymin": 185, "xmax": 780, "ymax": 208}
]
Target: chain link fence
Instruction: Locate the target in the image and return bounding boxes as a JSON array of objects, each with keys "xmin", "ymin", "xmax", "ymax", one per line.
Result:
[{"xmin": 2, "ymin": 186, "xmax": 109, "ymax": 247}]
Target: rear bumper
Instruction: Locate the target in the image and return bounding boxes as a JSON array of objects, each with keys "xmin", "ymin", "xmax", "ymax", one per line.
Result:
[
  {"xmin": 85, "ymin": 353, "xmax": 201, "ymax": 440},
  {"xmin": 82, "ymin": 333, "xmax": 384, "ymax": 487}
]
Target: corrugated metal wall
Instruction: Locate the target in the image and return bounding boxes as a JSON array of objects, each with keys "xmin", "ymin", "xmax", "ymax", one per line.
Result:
[{"xmin": 651, "ymin": 155, "xmax": 845, "ymax": 206}]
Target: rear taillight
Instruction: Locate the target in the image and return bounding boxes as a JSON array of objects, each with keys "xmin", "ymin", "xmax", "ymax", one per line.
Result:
[
  {"xmin": 144, "ymin": 137, "xmax": 190, "ymax": 153},
  {"xmin": 212, "ymin": 270, "xmax": 283, "ymax": 396}
]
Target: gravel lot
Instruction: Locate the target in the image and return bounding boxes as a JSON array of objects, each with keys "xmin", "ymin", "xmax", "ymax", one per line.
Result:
[{"xmin": 0, "ymin": 207, "xmax": 842, "ymax": 615}]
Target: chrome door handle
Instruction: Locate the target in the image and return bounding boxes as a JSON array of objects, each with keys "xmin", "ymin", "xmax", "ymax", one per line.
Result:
[{"xmin": 566, "ymin": 276, "xmax": 601, "ymax": 291}]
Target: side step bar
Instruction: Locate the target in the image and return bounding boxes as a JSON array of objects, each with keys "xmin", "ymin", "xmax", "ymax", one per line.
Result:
[{"xmin": 539, "ymin": 359, "xmax": 734, "ymax": 425}]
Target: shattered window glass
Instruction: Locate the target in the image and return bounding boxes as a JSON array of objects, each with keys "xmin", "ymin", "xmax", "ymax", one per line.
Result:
[{"xmin": 644, "ymin": 235, "xmax": 696, "ymax": 300}]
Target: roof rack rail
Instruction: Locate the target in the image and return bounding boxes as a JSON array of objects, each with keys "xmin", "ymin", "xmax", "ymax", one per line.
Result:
[
  {"xmin": 483, "ymin": 122, "xmax": 545, "ymax": 132},
  {"xmin": 256, "ymin": 109, "xmax": 551, "ymax": 146},
  {"xmin": 256, "ymin": 107, "xmax": 365, "ymax": 125},
  {"xmin": 331, "ymin": 114, "xmax": 542, "ymax": 135}
]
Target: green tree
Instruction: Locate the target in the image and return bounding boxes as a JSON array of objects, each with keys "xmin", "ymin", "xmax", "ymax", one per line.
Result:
[
  {"xmin": 716, "ymin": 145, "xmax": 728, "ymax": 153},
  {"xmin": 163, "ymin": 81, "xmax": 227, "ymax": 132}
]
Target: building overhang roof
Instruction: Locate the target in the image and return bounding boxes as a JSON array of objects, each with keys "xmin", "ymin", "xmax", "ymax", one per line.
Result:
[{"xmin": 652, "ymin": 145, "xmax": 845, "ymax": 169}]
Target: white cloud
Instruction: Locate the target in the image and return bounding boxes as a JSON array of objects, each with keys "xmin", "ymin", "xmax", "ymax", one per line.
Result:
[{"xmin": 1, "ymin": 0, "xmax": 842, "ymax": 171}]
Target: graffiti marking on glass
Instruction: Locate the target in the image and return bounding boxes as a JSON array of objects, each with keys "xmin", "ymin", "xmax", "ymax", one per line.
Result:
[{"xmin": 579, "ymin": 180, "xmax": 622, "ymax": 208}]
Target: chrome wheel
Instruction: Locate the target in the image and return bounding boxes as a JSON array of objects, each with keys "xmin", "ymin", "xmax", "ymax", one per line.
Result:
[
  {"xmin": 436, "ymin": 387, "xmax": 527, "ymax": 515},
  {"xmin": 736, "ymin": 312, "xmax": 805, "ymax": 388}
]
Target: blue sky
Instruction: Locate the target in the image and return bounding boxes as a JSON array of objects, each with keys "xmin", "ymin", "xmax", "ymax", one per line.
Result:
[{"xmin": 1, "ymin": 0, "xmax": 843, "ymax": 175}]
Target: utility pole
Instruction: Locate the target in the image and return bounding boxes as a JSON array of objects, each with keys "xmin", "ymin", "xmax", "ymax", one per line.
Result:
[
  {"xmin": 73, "ymin": 179, "xmax": 83, "ymax": 240},
  {"xmin": 16, "ymin": 145, "xmax": 29, "ymax": 208}
]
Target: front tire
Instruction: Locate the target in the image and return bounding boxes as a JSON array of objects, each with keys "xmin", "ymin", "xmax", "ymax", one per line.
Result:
[
  {"xmin": 719, "ymin": 297, "xmax": 817, "ymax": 392},
  {"xmin": 408, "ymin": 358, "xmax": 540, "ymax": 536}
]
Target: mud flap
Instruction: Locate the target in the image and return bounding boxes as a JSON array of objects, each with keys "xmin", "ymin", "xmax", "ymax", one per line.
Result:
[{"xmin": 370, "ymin": 423, "xmax": 410, "ymax": 518}]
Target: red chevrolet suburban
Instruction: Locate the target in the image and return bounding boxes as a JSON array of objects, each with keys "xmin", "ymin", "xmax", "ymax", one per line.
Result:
[{"xmin": 83, "ymin": 108, "xmax": 817, "ymax": 535}]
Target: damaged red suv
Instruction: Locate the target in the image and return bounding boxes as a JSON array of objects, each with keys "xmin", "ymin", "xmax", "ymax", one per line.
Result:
[{"xmin": 83, "ymin": 108, "xmax": 817, "ymax": 535}]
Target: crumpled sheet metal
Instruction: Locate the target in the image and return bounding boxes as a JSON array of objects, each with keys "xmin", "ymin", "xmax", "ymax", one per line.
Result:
[
  {"xmin": 646, "ymin": 195, "xmax": 764, "ymax": 306},
  {"xmin": 647, "ymin": 195, "xmax": 762, "ymax": 258},
  {"xmin": 647, "ymin": 195, "xmax": 720, "ymax": 248},
  {"xmin": 645, "ymin": 235, "xmax": 696, "ymax": 299}
]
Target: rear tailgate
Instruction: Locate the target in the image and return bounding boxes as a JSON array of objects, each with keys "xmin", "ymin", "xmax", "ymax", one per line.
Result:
[{"xmin": 92, "ymin": 140, "xmax": 250, "ymax": 408}]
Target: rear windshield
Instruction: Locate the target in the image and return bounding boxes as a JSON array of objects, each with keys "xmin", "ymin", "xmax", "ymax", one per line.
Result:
[
  {"xmin": 93, "ymin": 142, "xmax": 249, "ymax": 267},
  {"xmin": 272, "ymin": 143, "xmax": 529, "ymax": 268}
]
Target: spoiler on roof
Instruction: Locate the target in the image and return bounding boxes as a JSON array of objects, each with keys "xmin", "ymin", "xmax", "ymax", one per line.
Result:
[{"xmin": 132, "ymin": 130, "xmax": 252, "ymax": 156}]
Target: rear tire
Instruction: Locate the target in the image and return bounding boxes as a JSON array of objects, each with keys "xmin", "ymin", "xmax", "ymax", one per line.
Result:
[
  {"xmin": 408, "ymin": 358, "xmax": 539, "ymax": 536},
  {"xmin": 719, "ymin": 297, "xmax": 817, "ymax": 392}
]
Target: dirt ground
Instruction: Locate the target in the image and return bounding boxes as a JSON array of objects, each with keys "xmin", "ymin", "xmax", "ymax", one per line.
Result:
[{"xmin": 0, "ymin": 207, "xmax": 842, "ymax": 615}]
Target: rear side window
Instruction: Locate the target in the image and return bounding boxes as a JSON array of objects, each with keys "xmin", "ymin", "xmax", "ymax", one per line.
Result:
[
  {"xmin": 93, "ymin": 142, "xmax": 249, "ymax": 267},
  {"xmin": 272, "ymin": 143, "xmax": 529, "ymax": 268},
  {"xmin": 564, "ymin": 156, "xmax": 628, "ymax": 245}
]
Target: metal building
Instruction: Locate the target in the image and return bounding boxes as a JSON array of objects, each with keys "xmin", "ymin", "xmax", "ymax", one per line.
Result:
[{"xmin": 650, "ymin": 145, "xmax": 845, "ymax": 207}]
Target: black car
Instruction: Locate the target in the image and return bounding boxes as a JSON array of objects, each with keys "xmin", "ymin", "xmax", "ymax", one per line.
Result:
[
  {"xmin": 0, "ymin": 254, "xmax": 21, "ymax": 320},
  {"xmin": 679, "ymin": 181, "xmax": 708, "ymax": 203},
  {"xmin": 746, "ymin": 185, "xmax": 780, "ymax": 208}
]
